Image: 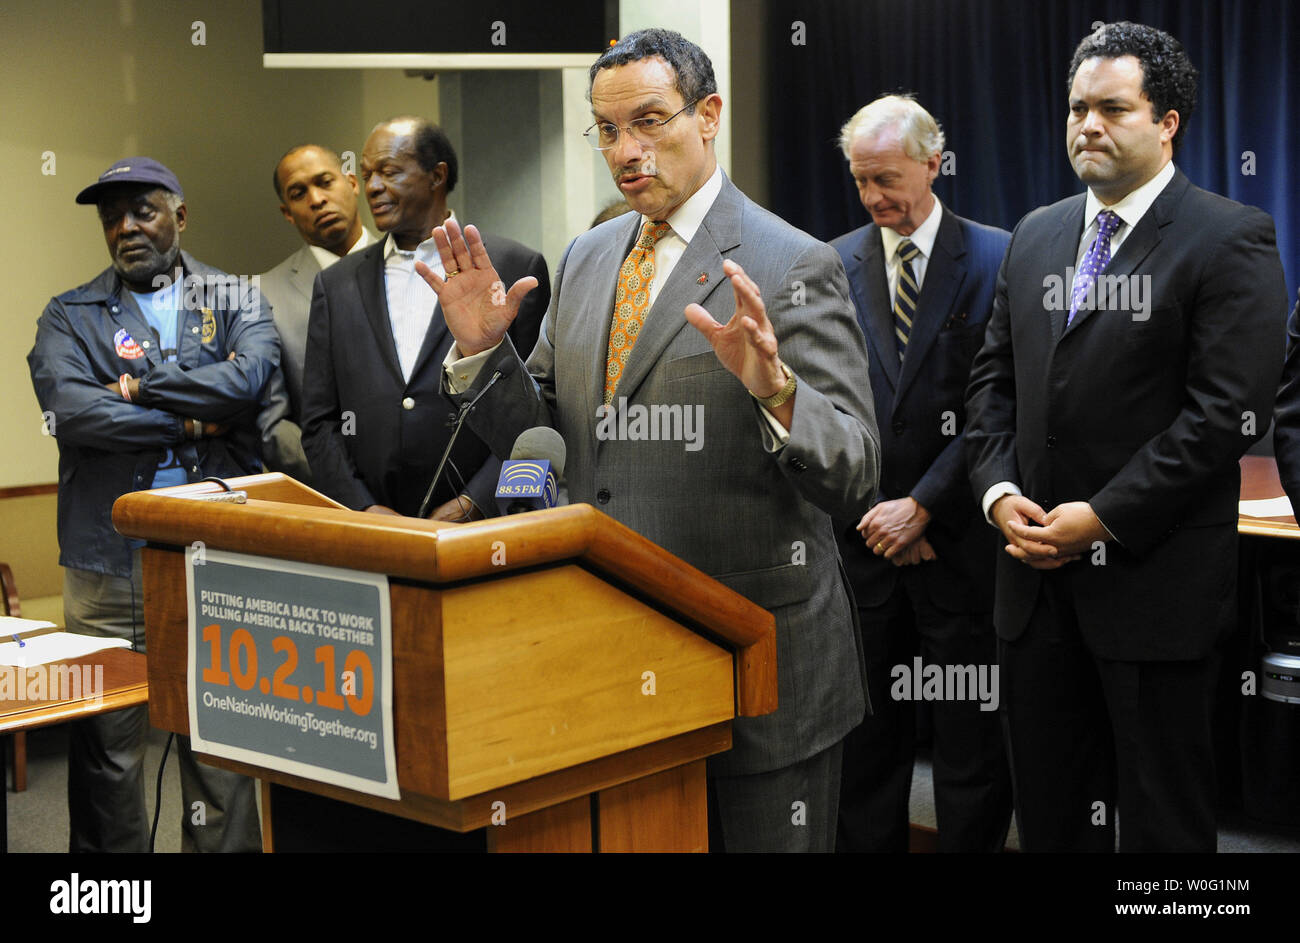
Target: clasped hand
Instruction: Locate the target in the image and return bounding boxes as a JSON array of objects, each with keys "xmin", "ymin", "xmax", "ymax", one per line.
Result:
[
  {"xmin": 991, "ymin": 495, "xmax": 1106, "ymax": 569},
  {"xmin": 857, "ymin": 497, "xmax": 937, "ymax": 567}
]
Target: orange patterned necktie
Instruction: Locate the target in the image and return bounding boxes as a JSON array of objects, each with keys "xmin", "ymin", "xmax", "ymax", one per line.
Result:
[{"xmin": 604, "ymin": 219, "xmax": 671, "ymax": 406}]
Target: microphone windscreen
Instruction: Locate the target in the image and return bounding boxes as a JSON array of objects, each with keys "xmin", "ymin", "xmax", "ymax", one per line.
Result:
[{"xmin": 509, "ymin": 426, "xmax": 566, "ymax": 479}]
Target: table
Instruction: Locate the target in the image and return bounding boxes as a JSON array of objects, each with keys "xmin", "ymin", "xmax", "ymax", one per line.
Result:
[
  {"xmin": 0, "ymin": 639, "xmax": 147, "ymax": 851},
  {"xmin": 1238, "ymin": 455, "xmax": 1298, "ymax": 537}
]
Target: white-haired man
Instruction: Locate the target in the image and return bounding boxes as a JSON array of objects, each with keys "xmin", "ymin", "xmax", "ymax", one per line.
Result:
[{"xmin": 830, "ymin": 94, "xmax": 1012, "ymax": 852}]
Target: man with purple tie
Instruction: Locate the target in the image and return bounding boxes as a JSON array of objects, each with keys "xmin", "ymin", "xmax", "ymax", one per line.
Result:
[{"xmin": 965, "ymin": 21, "xmax": 1288, "ymax": 851}]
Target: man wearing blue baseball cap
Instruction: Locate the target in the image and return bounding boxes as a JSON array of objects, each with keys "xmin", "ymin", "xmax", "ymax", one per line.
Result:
[{"xmin": 28, "ymin": 157, "xmax": 274, "ymax": 852}]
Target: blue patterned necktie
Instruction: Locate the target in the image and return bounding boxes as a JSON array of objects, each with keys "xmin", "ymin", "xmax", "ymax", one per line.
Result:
[
  {"xmin": 1068, "ymin": 210, "xmax": 1122, "ymax": 325},
  {"xmin": 893, "ymin": 239, "xmax": 921, "ymax": 360}
]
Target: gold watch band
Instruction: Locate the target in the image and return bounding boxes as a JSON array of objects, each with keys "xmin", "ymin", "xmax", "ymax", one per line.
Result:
[{"xmin": 752, "ymin": 362, "xmax": 797, "ymax": 409}]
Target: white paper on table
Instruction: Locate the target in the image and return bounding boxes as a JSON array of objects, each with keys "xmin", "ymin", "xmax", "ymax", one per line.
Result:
[
  {"xmin": 0, "ymin": 632, "xmax": 131, "ymax": 668},
  {"xmin": 0, "ymin": 615, "xmax": 56, "ymax": 634},
  {"xmin": 1239, "ymin": 496, "xmax": 1296, "ymax": 519}
]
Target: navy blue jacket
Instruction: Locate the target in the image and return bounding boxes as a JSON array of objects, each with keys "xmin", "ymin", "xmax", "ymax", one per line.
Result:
[
  {"xmin": 28, "ymin": 251, "xmax": 280, "ymax": 577},
  {"xmin": 831, "ymin": 207, "xmax": 1010, "ymax": 613}
]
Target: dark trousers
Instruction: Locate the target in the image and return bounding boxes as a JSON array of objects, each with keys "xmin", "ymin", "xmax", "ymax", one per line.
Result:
[
  {"xmin": 999, "ymin": 575, "xmax": 1220, "ymax": 852},
  {"xmin": 708, "ymin": 739, "xmax": 844, "ymax": 852},
  {"xmin": 838, "ymin": 575, "xmax": 1011, "ymax": 852},
  {"xmin": 63, "ymin": 564, "xmax": 262, "ymax": 853}
]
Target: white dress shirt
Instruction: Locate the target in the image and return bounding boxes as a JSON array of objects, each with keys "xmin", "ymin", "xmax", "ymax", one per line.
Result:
[
  {"xmin": 383, "ymin": 212, "xmax": 455, "ymax": 382},
  {"xmin": 307, "ymin": 227, "xmax": 375, "ymax": 273},
  {"xmin": 880, "ymin": 195, "xmax": 943, "ymax": 301}
]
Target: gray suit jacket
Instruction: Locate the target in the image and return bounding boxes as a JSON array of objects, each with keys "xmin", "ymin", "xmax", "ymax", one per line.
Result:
[
  {"xmin": 261, "ymin": 243, "xmax": 321, "ymax": 415},
  {"xmin": 258, "ymin": 244, "xmax": 319, "ymax": 483},
  {"xmin": 261, "ymin": 238, "xmax": 375, "ymax": 484},
  {"xmin": 448, "ymin": 176, "xmax": 881, "ymax": 775}
]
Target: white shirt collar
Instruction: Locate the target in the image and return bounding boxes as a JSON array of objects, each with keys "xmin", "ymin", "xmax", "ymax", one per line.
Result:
[
  {"xmin": 308, "ymin": 227, "xmax": 375, "ymax": 272},
  {"xmin": 1083, "ymin": 160, "xmax": 1176, "ymax": 231},
  {"xmin": 649, "ymin": 165, "xmax": 723, "ymax": 243},
  {"xmin": 880, "ymin": 195, "xmax": 943, "ymax": 261},
  {"xmin": 382, "ymin": 209, "xmax": 457, "ymax": 262}
]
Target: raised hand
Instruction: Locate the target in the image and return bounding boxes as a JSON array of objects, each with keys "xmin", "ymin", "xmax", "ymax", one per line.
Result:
[
  {"xmin": 684, "ymin": 259, "xmax": 792, "ymax": 422},
  {"xmin": 414, "ymin": 218, "xmax": 539, "ymax": 357}
]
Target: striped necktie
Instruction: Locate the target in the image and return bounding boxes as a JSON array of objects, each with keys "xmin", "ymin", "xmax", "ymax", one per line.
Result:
[
  {"xmin": 894, "ymin": 239, "xmax": 922, "ymax": 361},
  {"xmin": 605, "ymin": 219, "xmax": 671, "ymax": 406}
]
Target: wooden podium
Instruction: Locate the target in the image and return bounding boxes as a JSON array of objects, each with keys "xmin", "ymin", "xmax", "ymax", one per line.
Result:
[{"xmin": 112, "ymin": 474, "xmax": 776, "ymax": 852}]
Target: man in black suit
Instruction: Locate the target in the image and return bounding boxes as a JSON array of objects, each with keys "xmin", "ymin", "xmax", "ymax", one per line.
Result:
[
  {"xmin": 965, "ymin": 22, "xmax": 1288, "ymax": 851},
  {"xmin": 830, "ymin": 94, "xmax": 1012, "ymax": 853},
  {"xmin": 301, "ymin": 117, "xmax": 550, "ymax": 519},
  {"xmin": 1273, "ymin": 291, "xmax": 1300, "ymax": 506}
]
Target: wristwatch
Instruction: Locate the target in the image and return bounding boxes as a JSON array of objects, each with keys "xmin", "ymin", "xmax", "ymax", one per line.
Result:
[{"xmin": 752, "ymin": 361, "xmax": 797, "ymax": 409}]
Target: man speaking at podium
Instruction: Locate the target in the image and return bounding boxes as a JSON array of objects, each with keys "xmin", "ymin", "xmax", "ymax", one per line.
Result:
[{"xmin": 425, "ymin": 29, "xmax": 881, "ymax": 852}]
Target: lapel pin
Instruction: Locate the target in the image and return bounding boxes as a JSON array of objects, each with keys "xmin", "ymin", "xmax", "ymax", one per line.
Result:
[{"xmin": 697, "ymin": 272, "xmax": 708, "ymax": 284}]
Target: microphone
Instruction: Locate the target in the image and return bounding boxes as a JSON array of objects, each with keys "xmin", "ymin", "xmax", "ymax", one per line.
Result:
[
  {"xmin": 416, "ymin": 358, "xmax": 514, "ymax": 520},
  {"xmin": 496, "ymin": 427, "xmax": 566, "ymax": 515}
]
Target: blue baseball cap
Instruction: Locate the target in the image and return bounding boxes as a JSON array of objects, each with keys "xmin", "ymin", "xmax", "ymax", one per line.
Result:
[{"xmin": 75, "ymin": 156, "xmax": 184, "ymax": 205}]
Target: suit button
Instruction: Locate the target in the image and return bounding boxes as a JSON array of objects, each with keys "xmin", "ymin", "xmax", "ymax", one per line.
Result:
[
  {"xmin": 401, "ymin": 397, "xmax": 415, "ymax": 410},
  {"xmin": 1046, "ymin": 434, "xmax": 1057, "ymax": 448},
  {"xmin": 596, "ymin": 488, "xmax": 611, "ymax": 504},
  {"xmin": 790, "ymin": 457, "xmax": 807, "ymax": 473},
  {"xmin": 892, "ymin": 420, "xmax": 905, "ymax": 435}
]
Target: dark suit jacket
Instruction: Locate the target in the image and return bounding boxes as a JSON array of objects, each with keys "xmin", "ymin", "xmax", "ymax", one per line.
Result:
[
  {"xmin": 966, "ymin": 168, "xmax": 1288, "ymax": 660},
  {"xmin": 831, "ymin": 208, "xmax": 1009, "ymax": 613},
  {"xmin": 1272, "ymin": 290, "xmax": 1300, "ymax": 506},
  {"xmin": 445, "ymin": 176, "xmax": 880, "ymax": 776},
  {"xmin": 301, "ymin": 233, "xmax": 550, "ymax": 516}
]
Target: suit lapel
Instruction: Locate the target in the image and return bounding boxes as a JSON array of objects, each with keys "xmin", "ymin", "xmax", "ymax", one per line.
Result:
[
  {"xmin": 288, "ymin": 245, "xmax": 319, "ymax": 304},
  {"xmin": 896, "ymin": 208, "xmax": 966, "ymax": 405},
  {"xmin": 1049, "ymin": 199, "xmax": 1087, "ymax": 344},
  {"xmin": 612, "ymin": 179, "xmax": 742, "ymax": 406},
  {"xmin": 354, "ymin": 244, "xmax": 405, "ymax": 384},
  {"xmin": 848, "ymin": 227, "xmax": 899, "ymax": 390}
]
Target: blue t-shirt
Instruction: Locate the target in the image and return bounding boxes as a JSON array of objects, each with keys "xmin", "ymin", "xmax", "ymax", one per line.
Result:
[{"xmin": 129, "ymin": 280, "xmax": 187, "ymax": 489}]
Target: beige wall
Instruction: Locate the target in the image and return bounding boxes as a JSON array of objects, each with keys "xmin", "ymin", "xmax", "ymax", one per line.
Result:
[
  {"xmin": 728, "ymin": 0, "xmax": 770, "ymax": 208},
  {"xmin": 0, "ymin": 493, "xmax": 62, "ymax": 602},
  {"xmin": 0, "ymin": 0, "xmax": 436, "ymax": 488}
]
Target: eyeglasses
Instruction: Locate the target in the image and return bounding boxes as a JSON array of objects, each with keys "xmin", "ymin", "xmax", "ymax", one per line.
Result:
[{"xmin": 583, "ymin": 100, "xmax": 699, "ymax": 151}]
